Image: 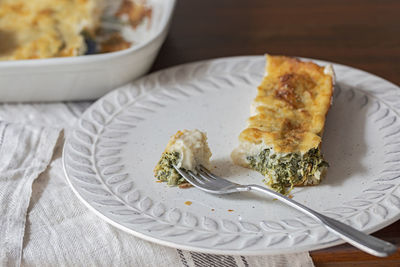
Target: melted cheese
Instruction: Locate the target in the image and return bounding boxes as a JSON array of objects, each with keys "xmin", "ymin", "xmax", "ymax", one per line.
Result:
[
  {"xmin": 165, "ymin": 129, "xmax": 212, "ymax": 171},
  {"xmin": 0, "ymin": 0, "xmax": 104, "ymax": 60},
  {"xmin": 232, "ymin": 55, "xmax": 333, "ymax": 165}
]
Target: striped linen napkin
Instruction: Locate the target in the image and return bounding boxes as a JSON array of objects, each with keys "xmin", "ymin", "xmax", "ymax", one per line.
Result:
[{"xmin": 0, "ymin": 102, "xmax": 314, "ymax": 267}]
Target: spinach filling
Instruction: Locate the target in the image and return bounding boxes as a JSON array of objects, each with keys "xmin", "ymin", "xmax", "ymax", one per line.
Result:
[
  {"xmin": 154, "ymin": 152, "xmax": 186, "ymax": 186},
  {"xmin": 246, "ymin": 148, "xmax": 328, "ymax": 194}
]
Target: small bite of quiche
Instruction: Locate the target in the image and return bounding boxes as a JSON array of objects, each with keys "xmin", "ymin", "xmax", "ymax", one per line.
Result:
[
  {"xmin": 154, "ymin": 129, "xmax": 212, "ymax": 187},
  {"xmin": 231, "ymin": 54, "xmax": 334, "ymax": 194}
]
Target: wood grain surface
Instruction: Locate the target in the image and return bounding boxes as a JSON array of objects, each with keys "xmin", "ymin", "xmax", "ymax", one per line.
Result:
[{"xmin": 151, "ymin": 0, "xmax": 400, "ymax": 265}]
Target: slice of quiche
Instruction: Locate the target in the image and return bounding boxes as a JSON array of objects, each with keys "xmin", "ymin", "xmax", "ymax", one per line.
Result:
[
  {"xmin": 231, "ymin": 55, "xmax": 334, "ymax": 194},
  {"xmin": 154, "ymin": 129, "xmax": 212, "ymax": 187}
]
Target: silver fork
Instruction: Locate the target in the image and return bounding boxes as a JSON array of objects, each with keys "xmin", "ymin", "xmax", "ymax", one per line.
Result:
[{"xmin": 174, "ymin": 165, "xmax": 397, "ymax": 257}]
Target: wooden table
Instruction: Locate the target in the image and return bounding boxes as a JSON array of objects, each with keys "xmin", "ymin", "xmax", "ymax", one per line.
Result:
[{"xmin": 151, "ymin": 0, "xmax": 400, "ymax": 266}]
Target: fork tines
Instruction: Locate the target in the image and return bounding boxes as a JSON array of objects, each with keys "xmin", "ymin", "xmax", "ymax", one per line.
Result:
[{"xmin": 173, "ymin": 164, "xmax": 236, "ymax": 193}]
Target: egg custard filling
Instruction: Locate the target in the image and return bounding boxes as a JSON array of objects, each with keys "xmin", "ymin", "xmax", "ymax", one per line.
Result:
[
  {"xmin": 154, "ymin": 130, "xmax": 212, "ymax": 187},
  {"xmin": 246, "ymin": 147, "xmax": 328, "ymax": 194}
]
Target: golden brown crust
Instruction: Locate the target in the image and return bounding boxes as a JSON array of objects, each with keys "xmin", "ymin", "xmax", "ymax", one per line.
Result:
[
  {"xmin": 100, "ymin": 33, "xmax": 132, "ymax": 53},
  {"xmin": 116, "ymin": 0, "xmax": 152, "ymax": 29},
  {"xmin": 239, "ymin": 55, "xmax": 333, "ymax": 154}
]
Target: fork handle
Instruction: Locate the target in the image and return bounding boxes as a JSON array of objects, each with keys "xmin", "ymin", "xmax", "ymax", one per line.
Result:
[{"xmin": 247, "ymin": 184, "xmax": 397, "ymax": 257}]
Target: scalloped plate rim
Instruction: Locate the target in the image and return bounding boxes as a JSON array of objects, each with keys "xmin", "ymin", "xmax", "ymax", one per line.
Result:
[{"xmin": 62, "ymin": 155, "xmax": 400, "ymax": 255}]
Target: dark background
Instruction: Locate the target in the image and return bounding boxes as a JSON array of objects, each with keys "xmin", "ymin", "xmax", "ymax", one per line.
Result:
[
  {"xmin": 151, "ymin": 0, "xmax": 400, "ymax": 265},
  {"xmin": 152, "ymin": 0, "xmax": 400, "ymax": 86}
]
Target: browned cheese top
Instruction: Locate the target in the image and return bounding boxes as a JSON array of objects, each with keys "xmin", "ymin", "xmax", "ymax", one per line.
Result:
[{"xmin": 239, "ymin": 55, "xmax": 333, "ymax": 154}]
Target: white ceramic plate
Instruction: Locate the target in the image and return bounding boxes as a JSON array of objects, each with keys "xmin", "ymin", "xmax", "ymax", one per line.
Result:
[
  {"xmin": 0, "ymin": 0, "xmax": 175, "ymax": 102},
  {"xmin": 63, "ymin": 56, "xmax": 400, "ymax": 255}
]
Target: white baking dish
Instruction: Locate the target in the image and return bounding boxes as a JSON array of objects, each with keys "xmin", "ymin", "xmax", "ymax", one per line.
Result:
[{"xmin": 0, "ymin": 0, "xmax": 176, "ymax": 102}]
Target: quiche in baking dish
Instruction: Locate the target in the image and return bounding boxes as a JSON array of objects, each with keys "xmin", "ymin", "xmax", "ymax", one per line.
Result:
[
  {"xmin": 0, "ymin": 0, "xmax": 151, "ymax": 60},
  {"xmin": 231, "ymin": 55, "xmax": 334, "ymax": 194},
  {"xmin": 154, "ymin": 130, "xmax": 212, "ymax": 187},
  {"xmin": 0, "ymin": 0, "xmax": 103, "ymax": 60}
]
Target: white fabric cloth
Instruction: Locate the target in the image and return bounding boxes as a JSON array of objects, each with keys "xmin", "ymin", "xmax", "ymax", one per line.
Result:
[
  {"xmin": 0, "ymin": 122, "xmax": 60, "ymax": 267},
  {"xmin": 0, "ymin": 102, "xmax": 315, "ymax": 267}
]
